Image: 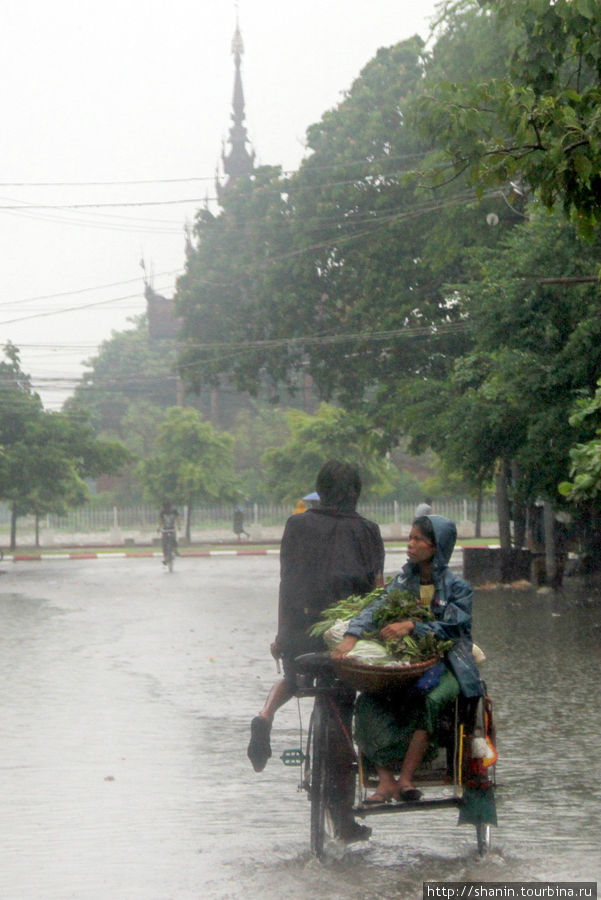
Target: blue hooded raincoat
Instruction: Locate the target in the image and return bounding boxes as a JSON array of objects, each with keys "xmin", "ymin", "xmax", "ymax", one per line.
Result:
[{"xmin": 345, "ymin": 515, "xmax": 482, "ymax": 698}]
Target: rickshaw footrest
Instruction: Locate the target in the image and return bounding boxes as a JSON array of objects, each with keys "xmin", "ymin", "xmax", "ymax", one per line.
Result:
[{"xmin": 354, "ymin": 796, "xmax": 462, "ymax": 817}]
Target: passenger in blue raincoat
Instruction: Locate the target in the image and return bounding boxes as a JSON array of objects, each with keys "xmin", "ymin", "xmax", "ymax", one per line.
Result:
[{"xmin": 333, "ymin": 514, "xmax": 482, "ymax": 803}]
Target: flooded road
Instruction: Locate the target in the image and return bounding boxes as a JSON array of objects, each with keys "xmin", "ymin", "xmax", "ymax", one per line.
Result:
[{"xmin": 1, "ymin": 554, "xmax": 600, "ymax": 899}]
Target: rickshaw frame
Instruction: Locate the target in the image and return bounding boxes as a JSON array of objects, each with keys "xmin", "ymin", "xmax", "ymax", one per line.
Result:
[{"xmin": 293, "ymin": 653, "xmax": 496, "ymax": 860}]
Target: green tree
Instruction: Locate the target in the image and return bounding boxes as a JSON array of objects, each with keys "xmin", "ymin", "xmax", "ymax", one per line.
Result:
[
  {"xmin": 176, "ymin": 166, "xmax": 302, "ymax": 399},
  {"xmin": 394, "ymin": 207, "xmax": 601, "ymax": 548},
  {"xmin": 559, "ymin": 378, "xmax": 601, "ymax": 502},
  {"xmin": 228, "ymin": 404, "xmax": 291, "ymax": 501},
  {"xmin": 137, "ymin": 407, "xmax": 239, "ymax": 539},
  {"xmin": 558, "ymin": 378, "xmax": 601, "ymax": 570},
  {"xmin": 0, "ymin": 344, "xmax": 130, "ymax": 548},
  {"xmin": 175, "ymin": 32, "xmax": 513, "ymax": 447},
  {"xmin": 66, "ymin": 316, "xmax": 179, "ymax": 439},
  {"xmin": 414, "ymin": 0, "xmax": 601, "ymax": 232},
  {"xmin": 261, "ymin": 403, "xmax": 396, "ymax": 503}
]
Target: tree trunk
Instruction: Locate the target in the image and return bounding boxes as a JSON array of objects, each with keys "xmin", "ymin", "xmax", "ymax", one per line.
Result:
[
  {"xmin": 35, "ymin": 514, "xmax": 40, "ymax": 548},
  {"xmin": 475, "ymin": 489, "xmax": 482, "ymax": 539},
  {"xmin": 10, "ymin": 506, "xmax": 18, "ymax": 551},
  {"xmin": 185, "ymin": 504, "xmax": 191, "ymax": 543},
  {"xmin": 543, "ymin": 502, "xmax": 557, "ymax": 587},
  {"xmin": 510, "ymin": 460, "xmax": 526, "ymax": 550},
  {"xmin": 495, "ymin": 466, "xmax": 512, "ymax": 550},
  {"xmin": 526, "ymin": 503, "xmax": 546, "ymax": 585},
  {"xmin": 513, "ymin": 501, "xmax": 527, "ymax": 550},
  {"xmin": 585, "ymin": 505, "xmax": 601, "ymax": 573}
]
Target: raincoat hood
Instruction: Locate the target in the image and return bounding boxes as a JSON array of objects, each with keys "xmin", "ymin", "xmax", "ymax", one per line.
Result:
[{"xmin": 427, "ymin": 515, "xmax": 457, "ymax": 568}]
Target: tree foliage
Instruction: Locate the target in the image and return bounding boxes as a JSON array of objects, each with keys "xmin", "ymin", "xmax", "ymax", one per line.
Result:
[
  {"xmin": 398, "ymin": 208, "xmax": 601, "ymax": 508},
  {"xmin": 559, "ymin": 378, "xmax": 601, "ymax": 502},
  {"xmin": 137, "ymin": 407, "xmax": 239, "ymax": 535},
  {"xmin": 261, "ymin": 403, "xmax": 397, "ymax": 503},
  {"xmin": 176, "ymin": 166, "xmax": 302, "ymax": 399},
  {"xmin": 65, "ymin": 316, "xmax": 179, "ymax": 440},
  {"xmin": 175, "ymin": 32, "xmax": 511, "ymax": 445},
  {"xmin": 414, "ymin": 0, "xmax": 601, "ymax": 232},
  {"xmin": 0, "ymin": 343, "xmax": 130, "ymax": 546}
]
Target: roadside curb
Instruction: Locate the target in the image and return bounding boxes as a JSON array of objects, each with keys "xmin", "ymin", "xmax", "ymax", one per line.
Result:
[
  {"xmin": 3, "ymin": 549, "xmax": 284, "ymax": 563},
  {"xmin": 2, "ymin": 545, "xmax": 415, "ymax": 564}
]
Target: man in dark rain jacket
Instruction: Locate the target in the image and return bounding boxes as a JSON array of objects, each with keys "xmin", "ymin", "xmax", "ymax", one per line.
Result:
[{"xmin": 247, "ymin": 459, "xmax": 384, "ymax": 842}]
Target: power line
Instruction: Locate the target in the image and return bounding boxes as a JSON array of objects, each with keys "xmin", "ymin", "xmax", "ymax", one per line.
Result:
[
  {"xmin": 0, "ymin": 152, "xmax": 430, "ymax": 189},
  {"xmin": 175, "ymin": 319, "xmax": 470, "ymax": 356},
  {"xmin": 5, "ymin": 206, "xmax": 183, "ymax": 236},
  {"xmin": 0, "ymin": 290, "xmax": 151, "ymax": 326},
  {"xmin": 0, "ymin": 162, "xmax": 440, "ymax": 212},
  {"xmin": 0, "ymin": 197, "xmax": 209, "ymax": 211},
  {"xmin": 0, "ymin": 271, "xmax": 181, "ymax": 309},
  {"xmin": 2, "ymin": 321, "xmax": 470, "ymax": 387},
  {"xmin": 0, "ymin": 189, "xmax": 484, "ymax": 327}
]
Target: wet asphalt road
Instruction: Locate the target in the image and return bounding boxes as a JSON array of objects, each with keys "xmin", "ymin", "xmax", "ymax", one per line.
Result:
[{"xmin": 1, "ymin": 554, "xmax": 600, "ymax": 899}]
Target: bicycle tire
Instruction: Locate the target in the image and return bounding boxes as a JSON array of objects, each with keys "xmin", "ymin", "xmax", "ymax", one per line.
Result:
[
  {"xmin": 309, "ymin": 697, "xmax": 335, "ymax": 859},
  {"xmin": 476, "ymin": 822, "xmax": 491, "ymax": 855}
]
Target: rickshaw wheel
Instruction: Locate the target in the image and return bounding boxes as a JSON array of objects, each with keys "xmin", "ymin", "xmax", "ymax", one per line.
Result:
[
  {"xmin": 309, "ymin": 697, "xmax": 336, "ymax": 859},
  {"xmin": 476, "ymin": 822, "xmax": 491, "ymax": 855}
]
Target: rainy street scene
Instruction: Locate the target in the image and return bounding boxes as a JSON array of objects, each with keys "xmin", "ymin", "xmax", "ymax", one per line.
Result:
[
  {"xmin": 1, "ymin": 553, "xmax": 600, "ymax": 899},
  {"xmin": 2, "ymin": 0, "xmax": 601, "ymax": 898}
]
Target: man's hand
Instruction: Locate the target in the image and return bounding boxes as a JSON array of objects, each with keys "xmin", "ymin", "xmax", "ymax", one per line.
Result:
[
  {"xmin": 331, "ymin": 634, "xmax": 359, "ymax": 658},
  {"xmin": 380, "ymin": 620, "xmax": 414, "ymax": 641},
  {"xmin": 270, "ymin": 637, "xmax": 281, "ymax": 661}
]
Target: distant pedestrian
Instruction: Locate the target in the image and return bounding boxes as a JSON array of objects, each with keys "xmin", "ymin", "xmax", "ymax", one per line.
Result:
[
  {"xmin": 233, "ymin": 506, "xmax": 250, "ymax": 541},
  {"xmin": 414, "ymin": 497, "xmax": 433, "ymax": 518}
]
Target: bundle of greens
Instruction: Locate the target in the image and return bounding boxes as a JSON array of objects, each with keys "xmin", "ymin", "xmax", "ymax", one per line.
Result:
[
  {"xmin": 382, "ymin": 632, "xmax": 454, "ymax": 664},
  {"xmin": 309, "ymin": 585, "xmax": 388, "ymax": 637},
  {"xmin": 370, "ymin": 589, "xmax": 451, "ymax": 662},
  {"xmin": 371, "ymin": 588, "xmax": 434, "ymax": 629},
  {"xmin": 310, "ymin": 584, "xmax": 453, "ymax": 664}
]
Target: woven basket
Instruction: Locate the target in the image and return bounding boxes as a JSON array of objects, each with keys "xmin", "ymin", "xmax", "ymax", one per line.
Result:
[{"xmin": 332, "ymin": 655, "xmax": 438, "ymax": 694}]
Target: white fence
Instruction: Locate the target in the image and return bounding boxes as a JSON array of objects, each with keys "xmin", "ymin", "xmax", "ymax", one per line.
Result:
[{"xmin": 0, "ymin": 498, "xmax": 498, "ymax": 544}]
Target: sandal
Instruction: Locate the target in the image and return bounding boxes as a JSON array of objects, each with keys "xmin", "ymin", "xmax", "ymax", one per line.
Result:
[
  {"xmin": 399, "ymin": 788, "xmax": 422, "ymax": 802},
  {"xmin": 247, "ymin": 716, "xmax": 272, "ymax": 772},
  {"xmin": 364, "ymin": 788, "xmax": 397, "ymax": 804}
]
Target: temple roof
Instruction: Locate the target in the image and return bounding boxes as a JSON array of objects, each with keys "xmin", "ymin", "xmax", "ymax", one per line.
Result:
[{"xmin": 221, "ymin": 17, "xmax": 255, "ymax": 184}]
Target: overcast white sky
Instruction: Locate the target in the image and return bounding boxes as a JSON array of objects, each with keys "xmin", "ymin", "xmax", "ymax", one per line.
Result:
[{"xmin": 1, "ymin": 0, "xmax": 440, "ymax": 409}]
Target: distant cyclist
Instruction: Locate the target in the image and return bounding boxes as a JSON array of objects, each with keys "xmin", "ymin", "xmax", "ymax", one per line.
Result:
[{"xmin": 158, "ymin": 500, "xmax": 180, "ymax": 564}]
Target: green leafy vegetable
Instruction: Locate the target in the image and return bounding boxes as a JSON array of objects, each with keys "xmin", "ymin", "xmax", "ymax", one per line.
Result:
[
  {"xmin": 311, "ymin": 584, "xmax": 453, "ymax": 663},
  {"xmin": 309, "ymin": 585, "xmax": 388, "ymax": 637},
  {"xmin": 383, "ymin": 632, "xmax": 454, "ymax": 663},
  {"xmin": 372, "ymin": 589, "xmax": 434, "ymax": 629}
]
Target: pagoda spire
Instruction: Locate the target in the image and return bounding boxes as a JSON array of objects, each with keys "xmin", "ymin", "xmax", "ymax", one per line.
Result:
[{"xmin": 221, "ymin": 14, "xmax": 255, "ymax": 185}]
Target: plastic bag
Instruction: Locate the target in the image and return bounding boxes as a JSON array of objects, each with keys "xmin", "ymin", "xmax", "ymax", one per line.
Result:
[
  {"xmin": 347, "ymin": 639, "xmax": 391, "ymax": 661},
  {"xmin": 323, "ymin": 620, "xmax": 394, "ymax": 663},
  {"xmin": 472, "ymin": 642, "xmax": 486, "ymax": 664},
  {"xmin": 415, "ymin": 659, "xmax": 447, "ymax": 692},
  {"xmin": 323, "ymin": 619, "xmax": 350, "ymax": 649}
]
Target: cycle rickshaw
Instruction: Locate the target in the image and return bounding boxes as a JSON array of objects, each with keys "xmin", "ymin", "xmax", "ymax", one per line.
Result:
[{"xmin": 286, "ymin": 652, "xmax": 497, "ymax": 860}]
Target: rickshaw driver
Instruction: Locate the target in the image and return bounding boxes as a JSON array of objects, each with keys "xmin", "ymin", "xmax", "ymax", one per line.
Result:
[
  {"xmin": 332, "ymin": 515, "xmax": 482, "ymax": 803},
  {"xmin": 247, "ymin": 459, "xmax": 385, "ymax": 842}
]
